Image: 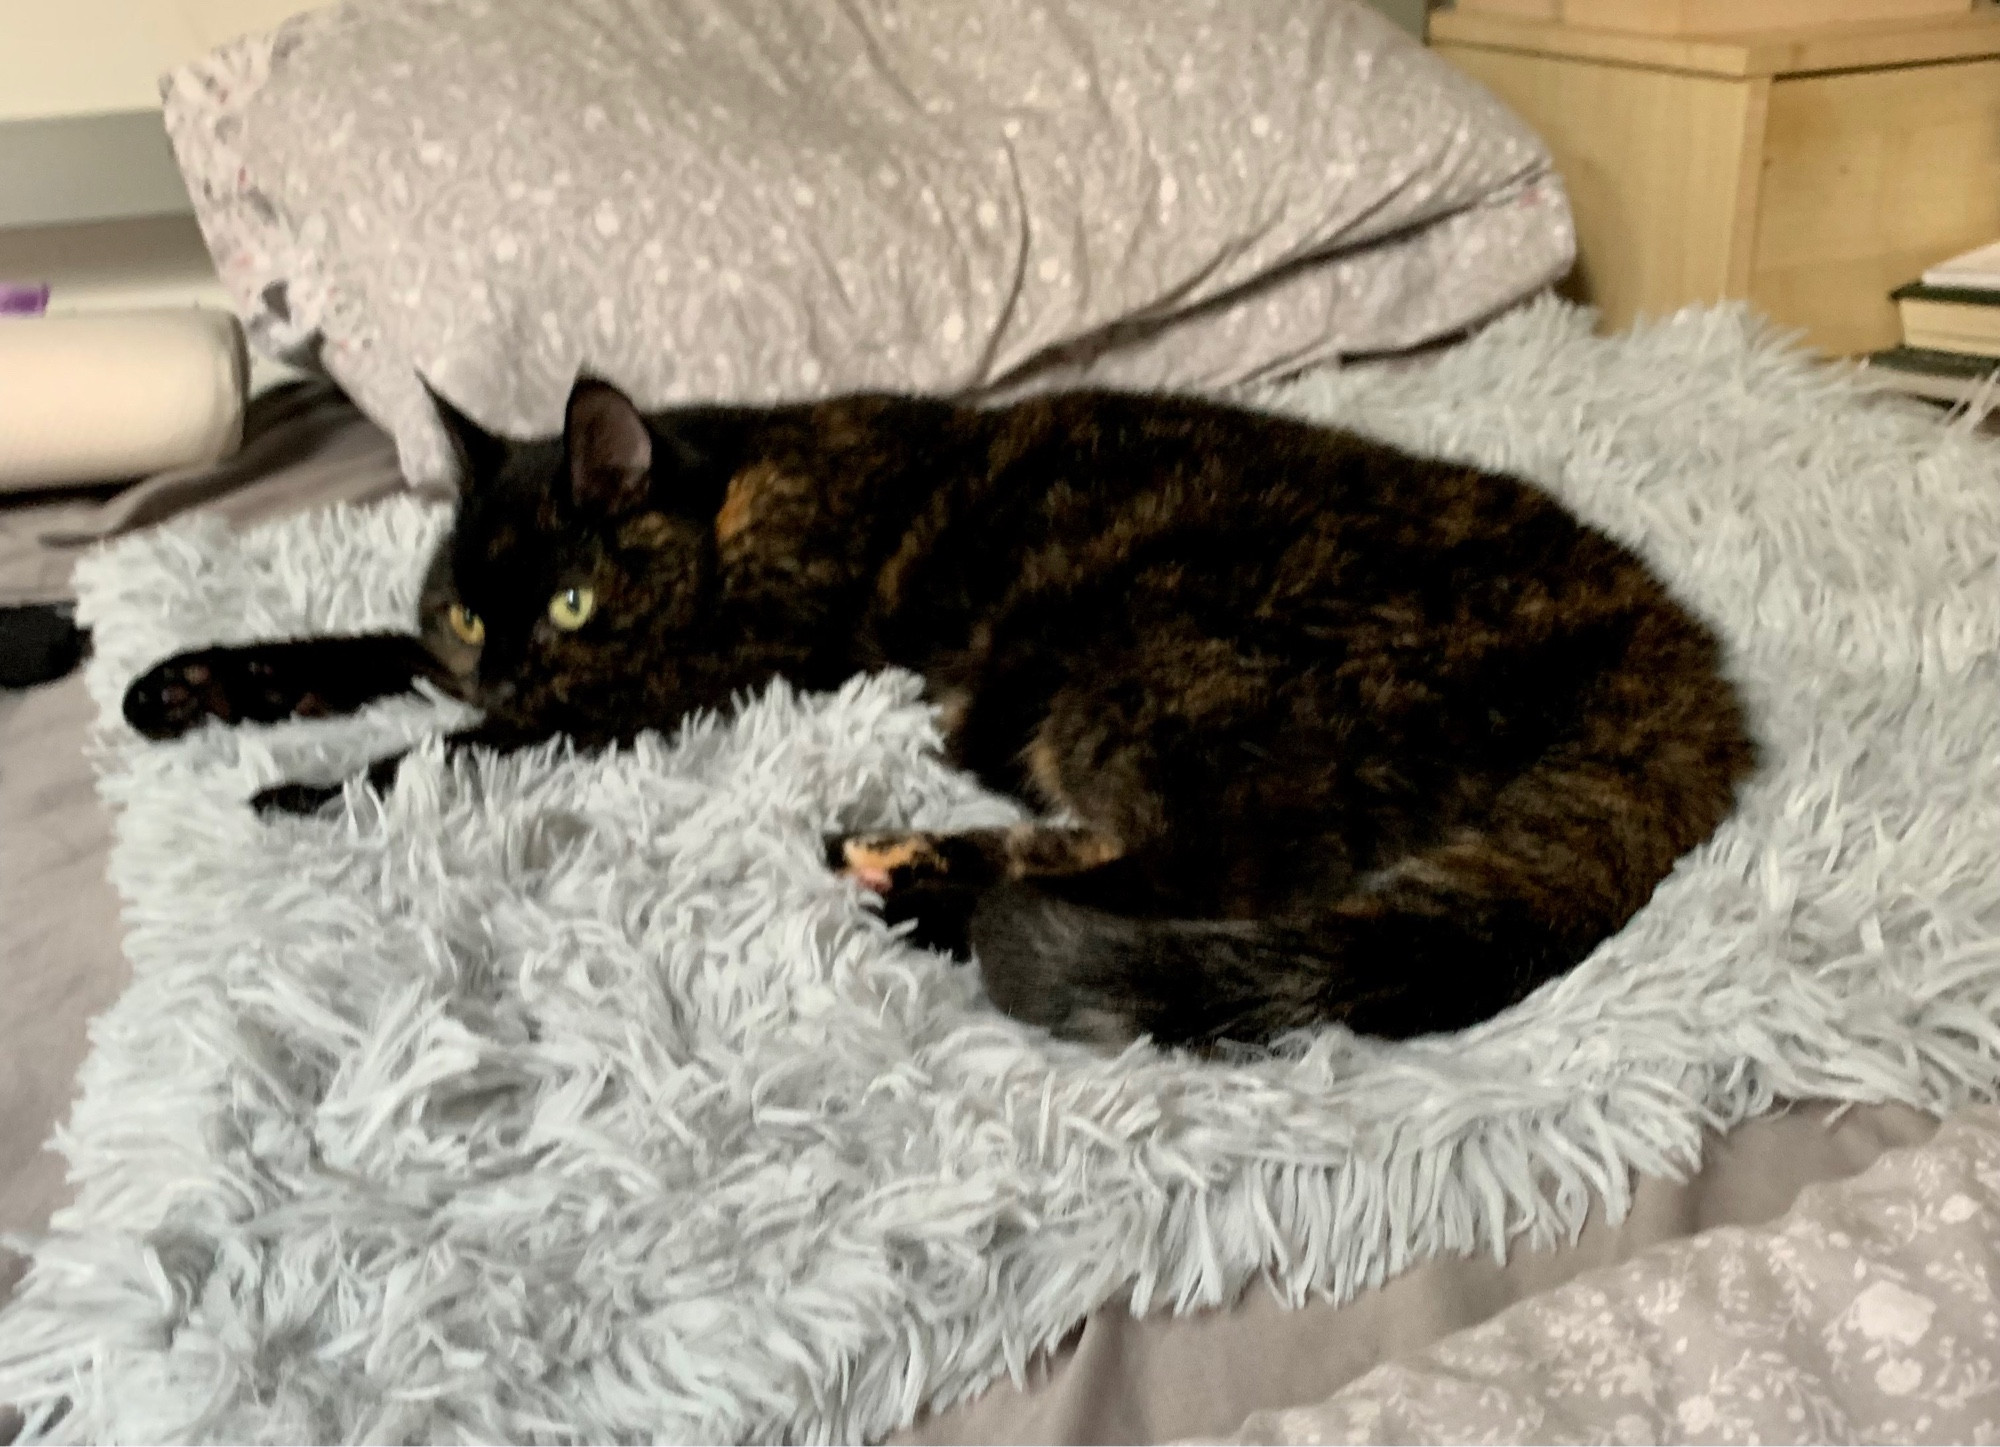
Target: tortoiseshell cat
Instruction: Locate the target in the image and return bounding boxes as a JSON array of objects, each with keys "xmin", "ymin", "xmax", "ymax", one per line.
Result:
[{"xmin": 124, "ymin": 379, "xmax": 1754, "ymax": 1047}]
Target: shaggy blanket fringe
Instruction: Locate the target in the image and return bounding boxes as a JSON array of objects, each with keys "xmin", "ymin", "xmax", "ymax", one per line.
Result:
[{"xmin": 3, "ymin": 301, "xmax": 1999, "ymax": 1442}]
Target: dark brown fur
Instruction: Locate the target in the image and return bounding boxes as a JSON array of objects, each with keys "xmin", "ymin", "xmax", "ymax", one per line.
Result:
[{"xmin": 123, "ymin": 380, "xmax": 1755, "ymax": 1047}]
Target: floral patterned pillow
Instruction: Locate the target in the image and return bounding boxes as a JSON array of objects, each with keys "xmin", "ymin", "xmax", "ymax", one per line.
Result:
[{"xmin": 162, "ymin": 0, "xmax": 1572, "ymax": 482}]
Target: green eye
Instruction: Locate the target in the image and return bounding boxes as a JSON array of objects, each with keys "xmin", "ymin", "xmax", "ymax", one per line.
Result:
[
  {"xmin": 548, "ymin": 585, "xmax": 596, "ymax": 630},
  {"xmin": 447, "ymin": 603, "xmax": 484, "ymax": 645}
]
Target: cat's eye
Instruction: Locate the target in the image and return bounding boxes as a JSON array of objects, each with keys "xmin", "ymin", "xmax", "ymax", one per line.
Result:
[
  {"xmin": 548, "ymin": 586, "xmax": 596, "ymax": 631},
  {"xmin": 447, "ymin": 604, "xmax": 485, "ymax": 646}
]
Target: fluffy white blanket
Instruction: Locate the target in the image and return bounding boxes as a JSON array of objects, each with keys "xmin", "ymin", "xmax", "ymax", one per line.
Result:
[{"xmin": 3, "ymin": 301, "xmax": 1997, "ymax": 1442}]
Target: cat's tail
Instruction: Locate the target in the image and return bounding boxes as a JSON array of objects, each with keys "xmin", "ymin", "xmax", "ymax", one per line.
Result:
[
  {"xmin": 970, "ymin": 825, "xmax": 1689, "ymax": 1047},
  {"xmin": 972, "ymin": 614, "xmax": 1755, "ymax": 1047},
  {"xmin": 969, "ymin": 887, "xmax": 1398, "ymax": 1047},
  {"xmin": 970, "ymin": 857, "xmax": 1650, "ymax": 1047}
]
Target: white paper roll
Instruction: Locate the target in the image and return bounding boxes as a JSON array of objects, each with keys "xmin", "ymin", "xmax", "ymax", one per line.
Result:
[{"xmin": 0, "ymin": 308, "xmax": 247, "ymax": 490}]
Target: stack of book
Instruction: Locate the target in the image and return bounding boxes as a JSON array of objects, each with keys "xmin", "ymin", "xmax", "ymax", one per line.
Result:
[{"xmin": 1869, "ymin": 241, "xmax": 2000, "ymax": 407}]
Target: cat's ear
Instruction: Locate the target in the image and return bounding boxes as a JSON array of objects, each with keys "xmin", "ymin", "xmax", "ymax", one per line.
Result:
[
  {"xmin": 422, "ymin": 377, "xmax": 506, "ymax": 491},
  {"xmin": 564, "ymin": 377, "xmax": 653, "ymax": 516}
]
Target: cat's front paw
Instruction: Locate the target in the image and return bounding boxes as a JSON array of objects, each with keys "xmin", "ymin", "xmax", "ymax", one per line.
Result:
[
  {"xmin": 252, "ymin": 780, "xmax": 345, "ymax": 816},
  {"xmin": 123, "ymin": 651, "xmax": 227, "ymax": 738},
  {"xmin": 124, "ymin": 646, "xmax": 319, "ymax": 739}
]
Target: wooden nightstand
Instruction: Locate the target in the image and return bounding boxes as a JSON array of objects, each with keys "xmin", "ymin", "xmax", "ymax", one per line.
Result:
[{"xmin": 1428, "ymin": 7, "xmax": 2000, "ymax": 354}]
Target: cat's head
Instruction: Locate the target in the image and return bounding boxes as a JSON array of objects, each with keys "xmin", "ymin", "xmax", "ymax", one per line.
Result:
[{"xmin": 419, "ymin": 377, "xmax": 731, "ymax": 737}]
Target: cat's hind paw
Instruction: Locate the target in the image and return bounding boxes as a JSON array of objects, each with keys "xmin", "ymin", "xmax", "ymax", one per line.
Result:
[
  {"xmin": 252, "ymin": 780, "xmax": 346, "ymax": 816},
  {"xmin": 825, "ymin": 831, "xmax": 951, "ymax": 894},
  {"xmin": 251, "ymin": 751, "xmax": 408, "ymax": 818},
  {"xmin": 824, "ymin": 830, "xmax": 975, "ymax": 957}
]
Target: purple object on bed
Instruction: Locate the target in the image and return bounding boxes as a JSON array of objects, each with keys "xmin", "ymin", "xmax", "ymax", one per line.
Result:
[{"xmin": 0, "ymin": 285, "xmax": 50, "ymax": 317}]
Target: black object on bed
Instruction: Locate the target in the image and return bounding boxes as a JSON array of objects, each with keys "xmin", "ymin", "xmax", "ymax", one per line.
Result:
[{"xmin": 0, "ymin": 605, "xmax": 85, "ymax": 688}]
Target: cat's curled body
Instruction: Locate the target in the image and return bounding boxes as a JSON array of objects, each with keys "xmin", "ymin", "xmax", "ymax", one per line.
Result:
[{"xmin": 125, "ymin": 380, "xmax": 1754, "ymax": 1047}]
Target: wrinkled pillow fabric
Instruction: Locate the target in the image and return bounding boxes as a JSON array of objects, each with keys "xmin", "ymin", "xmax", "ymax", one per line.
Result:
[{"xmin": 163, "ymin": 0, "xmax": 1573, "ymax": 482}]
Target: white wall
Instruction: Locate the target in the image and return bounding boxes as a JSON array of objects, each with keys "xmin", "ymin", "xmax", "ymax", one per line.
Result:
[
  {"xmin": 0, "ymin": 1, "xmax": 329, "ymax": 123},
  {"xmin": 0, "ymin": 0, "xmax": 329, "ymax": 230}
]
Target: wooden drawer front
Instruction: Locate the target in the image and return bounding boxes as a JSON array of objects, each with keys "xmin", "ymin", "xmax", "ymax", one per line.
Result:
[
  {"xmin": 1748, "ymin": 58, "xmax": 2000, "ymax": 355},
  {"xmin": 1455, "ymin": 0, "xmax": 1973, "ymax": 34},
  {"xmin": 1436, "ymin": 45, "xmax": 1766, "ymax": 328},
  {"xmin": 1435, "ymin": 32, "xmax": 2000, "ymax": 355}
]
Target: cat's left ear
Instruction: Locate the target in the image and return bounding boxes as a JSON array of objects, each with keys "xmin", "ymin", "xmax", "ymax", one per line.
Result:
[{"xmin": 565, "ymin": 377, "xmax": 653, "ymax": 516}]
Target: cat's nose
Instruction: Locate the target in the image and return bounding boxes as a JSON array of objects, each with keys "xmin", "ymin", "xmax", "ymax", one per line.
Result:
[{"xmin": 483, "ymin": 681, "xmax": 517, "ymax": 706}]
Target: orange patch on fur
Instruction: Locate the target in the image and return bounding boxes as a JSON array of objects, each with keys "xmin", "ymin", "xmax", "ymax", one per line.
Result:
[
  {"xmin": 931, "ymin": 688, "xmax": 972, "ymax": 743},
  {"xmin": 1023, "ymin": 733, "xmax": 1072, "ymax": 811},
  {"xmin": 1001, "ymin": 824, "xmax": 1124, "ymax": 878},
  {"xmin": 716, "ymin": 462, "xmax": 784, "ymax": 547},
  {"xmin": 617, "ymin": 511, "xmax": 676, "ymax": 550},
  {"xmin": 842, "ymin": 834, "xmax": 938, "ymax": 875},
  {"xmin": 839, "ymin": 833, "xmax": 944, "ymax": 893}
]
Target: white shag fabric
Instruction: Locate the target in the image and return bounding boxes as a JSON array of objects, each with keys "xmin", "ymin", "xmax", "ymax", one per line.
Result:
[{"xmin": 3, "ymin": 301, "xmax": 1999, "ymax": 1443}]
